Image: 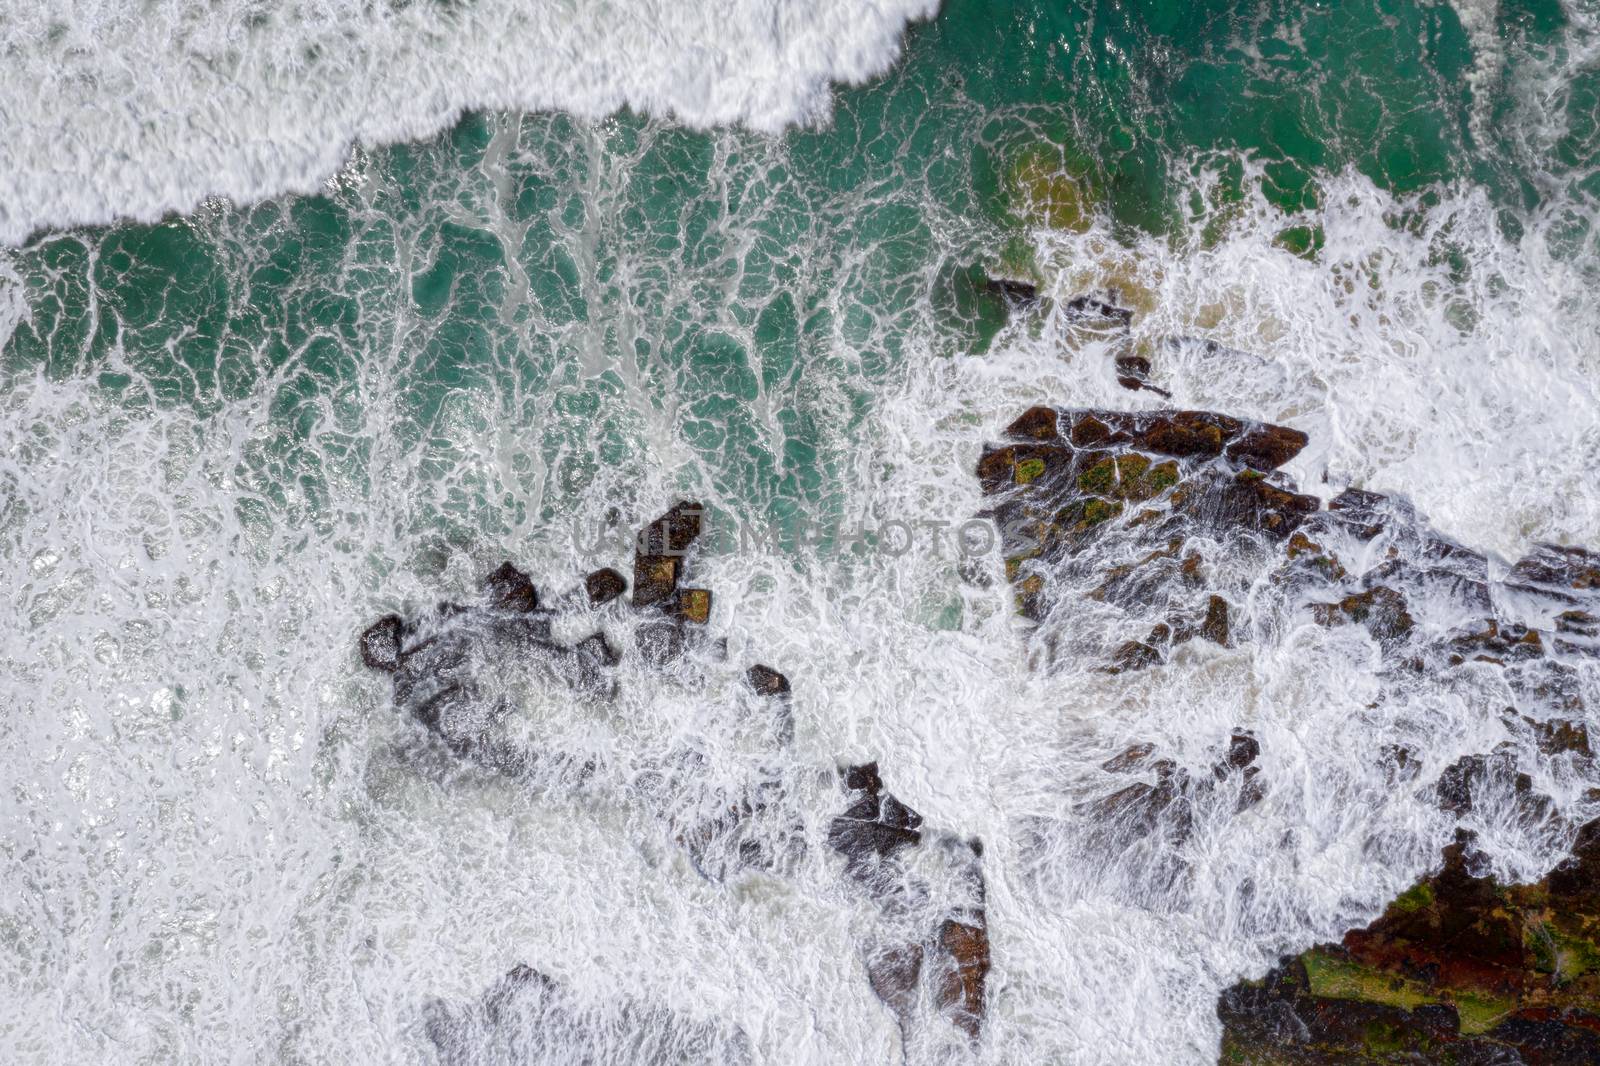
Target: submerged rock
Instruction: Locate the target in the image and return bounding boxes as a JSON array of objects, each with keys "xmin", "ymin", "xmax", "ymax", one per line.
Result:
[
  {"xmin": 982, "ymin": 275, "xmax": 1040, "ymax": 307},
  {"xmin": 359, "ymin": 508, "xmax": 995, "ymax": 1057},
  {"xmin": 1218, "ymin": 821, "xmax": 1600, "ymax": 1065},
  {"xmin": 426, "ymin": 963, "xmax": 752, "ymax": 1066},
  {"xmin": 359, "ymin": 614, "xmax": 407, "ymax": 672}
]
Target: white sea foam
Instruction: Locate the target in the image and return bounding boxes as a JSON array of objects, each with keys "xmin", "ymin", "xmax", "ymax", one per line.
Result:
[{"xmin": 0, "ymin": 0, "xmax": 937, "ymax": 245}]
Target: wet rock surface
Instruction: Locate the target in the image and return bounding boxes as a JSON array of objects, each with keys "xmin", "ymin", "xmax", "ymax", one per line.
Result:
[
  {"xmin": 1218, "ymin": 823, "xmax": 1600, "ymax": 1065},
  {"xmin": 830, "ymin": 762, "xmax": 992, "ymax": 1045},
  {"xmin": 360, "ymin": 506, "xmax": 994, "ymax": 1057},
  {"xmin": 982, "ymin": 404, "xmax": 1600, "ymax": 1064}
]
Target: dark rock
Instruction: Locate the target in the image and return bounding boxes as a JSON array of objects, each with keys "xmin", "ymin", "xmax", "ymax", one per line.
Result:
[
  {"xmin": 482, "ymin": 562, "xmax": 539, "ymax": 613},
  {"xmin": 981, "ymin": 276, "xmax": 1039, "ymax": 306},
  {"xmin": 1064, "ymin": 294, "xmax": 1134, "ymax": 327},
  {"xmin": 1106, "ymin": 638, "xmax": 1164, "ymax": 674},
  {"xmin": 360, "ymin": 614, "xmax": 407, "ymax": 672},
  {"xmin": 828, "ymin": 763, "xmax": 923, "ymax": 868},
  {"xmin": 1102, "ymin": 743, "xmax": 1155, "ymax": 773},
  {"xmin": 746, "ymin": 664, "xmax": 791, "ymax": 697},
  {"xmin": 865, "ymin": 942, "xmax": 924, "ymax": 1020},
  {"xmin": 1509, "ymin": 544, "xmax": 1600, "ymax": 595},
  {"xmin": 1225, "ymin": 731, "xmax": 1260, "ymax": 771},
  {"xmin": 583, "ymin": 567, "xmax": 627, "ymax": 606},
  {"xmin": 574, "ymin": 631, "xmax": 620, "ymax": 669},
  {"xmin": 635, "ymin": 617, "xmax": 687, "ymax": 666}
]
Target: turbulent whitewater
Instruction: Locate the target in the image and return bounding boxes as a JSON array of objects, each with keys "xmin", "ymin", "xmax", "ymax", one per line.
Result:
[
  {"xmin": 1, "ymin": 1, "xmax": 1598, "ymax": 1064},
  {"xmin": 0, "ymin": 0, "xmax": 936, "ymax": 244}
]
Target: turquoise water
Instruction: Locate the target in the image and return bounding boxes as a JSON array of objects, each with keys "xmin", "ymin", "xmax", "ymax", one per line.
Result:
[
  {"xmin": 2, "ymin": 1, "xmax": 1598, "ymax": 1062},
  {"xmin": 7, "ymin": 0, "xmax": 1594, "ymax": 550}
]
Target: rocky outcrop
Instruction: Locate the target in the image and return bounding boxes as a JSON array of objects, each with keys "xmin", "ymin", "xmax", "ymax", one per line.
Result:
[
  {"xmin": 360, "ymin": 507, "xmax": 995, "ymax": 1057},
  {"xmin": 830, "ymin": 763, "xmax": 992, "ymax": 1044},
  {"xmin": 1218, "ymin": 822, "xmax": 1600, "ymax": 1065},
  {"xmin": 978, "ymin": 406, "xmax": 1316, "ymax": 643},
  {"xmin": 982, "ymin": 405, "xmax": 1600, "ymax": 1065},
  {"xmin": 979, "ymin": 404, "xmax": 1600, "ymax": 707}
]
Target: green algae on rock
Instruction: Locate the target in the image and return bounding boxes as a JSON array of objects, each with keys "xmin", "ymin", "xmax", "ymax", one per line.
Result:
[{"xmin": 1218, "ymin": 823, "xmax": 1600, "ymax": 1064}]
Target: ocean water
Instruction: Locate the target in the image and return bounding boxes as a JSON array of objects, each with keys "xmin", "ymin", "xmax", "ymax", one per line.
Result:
[{"xmin": 1, "ymin": 1, "xmax": 1598, "ymax": 1063}]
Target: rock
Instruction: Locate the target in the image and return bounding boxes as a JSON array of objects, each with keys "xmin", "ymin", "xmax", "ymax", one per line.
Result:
[
  {"xmin": 584, "ymin": 567, "xmax": 627, "ymax": 606},
  {"xmin": 865, "ymin": 942, "xmax": 924, "ymax": 1021},
  {"xmin": 1224, "ymin": 731, "xmax": 1260, "ymax": 771},
  {"xmin": 360, "ymin": 614, "xmax": 407, "ymax": 672},
  {"xmin": 979, "ymin": 406, "xmax": 1319, "ymax": 633},
  {"xmin": 1509, "ymin": 544, "xmax": 1600, "ymax": 596},
  {"xmin": 1106, "ymin": 637, "xmax": 1165, "ymax": 674},
  {"xmin": 746, "ymin": 664, "xmax": 791, "ymax": 697},
  {"xmin": 1064, "ymin": 294, "xmax": 1134, "ymax": 327},
  {"xmin": 1003, "ymin": 405, "xmax": 1061, "ymax": 442},
  {"xmin": 828, "ymin": 763, "xmax": 991, "ymax": 1044},
  {"xmin": 635, "ymin": 617, "xmax": 687, "ymax": 666},
  {"xmin": 981, "ymin": 275, "xmax": 1039, "ymax": 307},
  {"xmin": 1219, "ymin": 820, "xmax": 1600, "ymax": 1064},
  {"xmin": 1201, "ymin": 595, "xmax": 1231, "ymax": 646},
  {"xmin": 482, "ymin": 562, "xmax": 538, "ymax": 613},
  {"xmin": 426, "ymin": 963, "xmax": 750, "ymax": 1065},
  {"xmin": 1311, "ymin": 586, "xmax": 1415, "ymax": 645},
  {"xmin": 935, "ymin": 919, "xmax": 991, "ymax": 1041},
  {"xmin": 828, "ymin": 762, "xmax": 923, "ymax": 870},
  {"xmin": 1102, "ymin": 743, "xmax": 1156, "ymax": 773},
  {"xmin": 675, "ymin": 588, "xmax": 712, "ymax": 625},
  {"xmin": 1092, "ymin": 732, "xmax": 1266, "ymax": 841},
  {"xmin": 1224, "ymin": 424, "xmax": 1310, "ymax": 471},
  {"xmin": 633, "ymin": 502, "xmax": 704, "ymax": 609}
]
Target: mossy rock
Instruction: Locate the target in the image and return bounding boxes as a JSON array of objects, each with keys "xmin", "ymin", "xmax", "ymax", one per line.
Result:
[
  {"xmin": 1015, "ymin": 457, "xmax": 1046, "ymax": 484},
  {"xmin": 1078, "ymin": 456, "xmax": 1117, "ymax": 495},
  {"xmin": 1081, "ymin": 498, "xmax": 1125, "ymax": 528},
  {"xmin": 676, "ymin": 588, "xmax": 712, "ymax": 625}
]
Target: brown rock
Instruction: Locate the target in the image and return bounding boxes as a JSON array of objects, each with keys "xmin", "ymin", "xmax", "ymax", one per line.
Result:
[
  {"xmin": 1224, "ymin": 423, "xmax": 1309, "ymax": 471},
  {"xmin": 935, "ymin": 919, "xmax": 991, "ymax": 1041},
  {"xmin": 676, "ymin": 588, "xmax": 712, "ymax": 624},
  {"xmin": 1201, "ymin": 595, "xmax": 1231, "ymax": 646},
  {"xmin": 1003, "ymin": 406, "xmax": 1061, "ymax": 441},
  {"xmin": 584, "ymin": 567, "xmax": 627, "ymax": 606},
  {"xmin": 633, "ymin": 502, "xmax": 704, "ymax": 608},
  {"xmin": 1135, "ymin": 411, "xmax": 1242, "ymax": 459}
]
